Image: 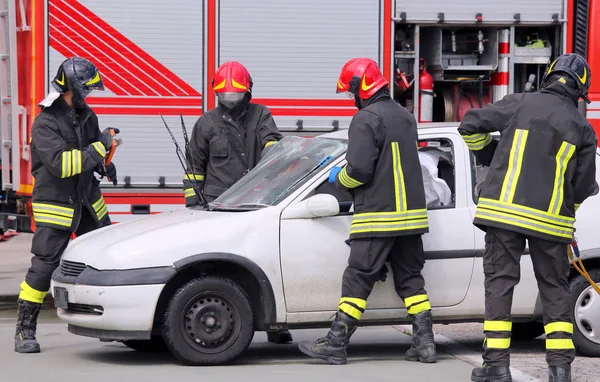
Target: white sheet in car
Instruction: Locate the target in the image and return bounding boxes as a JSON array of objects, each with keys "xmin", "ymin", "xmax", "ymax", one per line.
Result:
[{"xmin": 348, "ymin": 149, "xmax": 452, "ymax": 212}]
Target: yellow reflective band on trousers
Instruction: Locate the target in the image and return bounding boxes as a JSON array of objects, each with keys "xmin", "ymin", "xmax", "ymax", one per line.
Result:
[
  {"xmin": 264, "ymin": 141, "xmax": 277, "ymax": 148},
  {"xmin": 338, "ymin": 166, "xmax": 364, "ymax": 189},
  {"xmin": 484, "ymin": 320, "xmax": 512, "ymax": 332},
  {"xmin": 575, "ymin": 203, "xmax": 581, "ymax": 212},
  {"xmin": 500, "ymin": 129, "xmax": 529, "ymax": 204},
  {"xmin": 32, "ymin": 202, "xmax": 74, "ymax": 228},
  {"xmin": 546, "ymin": 338, "xmax": 575, "ymax": 350},
  {"xmin": 61, "ymin": 149, "xmax": 83, "ymax": 178},
  {"xmin": 184, "ymin": 188, "xmax": 196, "ymax": 198},
  {"xmin": 545, "ymin": 322, "xmax": 573, "ymax": 335},
  {"xmin": 19, "ymin": 281, "xmax": 47, "ymax": 304},
  {"xmin": 484, "ymin": 338, "xmax": 511, "ymax": 349},
  {"xmin": 92, "ymin": 197, "xmax": 109, "ymax": 220},
  {"xmin": 548, "ymin": 141, "xmax": 576, "ymax": 215},
  {"xmin": 404, "ymin": 294, "xmax": 431, "ymax": 314},
  {"xmin": 338, "ymin": 297, "xmax": 366, "ymax": 320},
  {"xmin": 462, "ymin": 133, "xmax": 492, "ymax": 151},
  {"xmin": 184, "ymin": 173, "xmax": 204, "ymax": 181}
]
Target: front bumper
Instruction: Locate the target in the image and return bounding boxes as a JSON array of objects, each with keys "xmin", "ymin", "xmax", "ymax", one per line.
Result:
[{"xmin": 50, "ymin": 262, "xmax": 177, "ymax": 340}]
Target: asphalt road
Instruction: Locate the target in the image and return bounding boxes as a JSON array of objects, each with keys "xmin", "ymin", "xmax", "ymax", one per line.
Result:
[
  {"xmin": 1, "ymin": 311, "xmax": 600, "ymax": 381},
  {"xmin": 0, "ymin": 310, "xmax": 477, "ymax": 382}
]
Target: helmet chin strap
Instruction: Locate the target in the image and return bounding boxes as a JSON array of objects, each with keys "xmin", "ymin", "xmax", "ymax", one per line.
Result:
[{"xmin": 354, "ymin": 94, "xmax": 363, "ymax": 109}]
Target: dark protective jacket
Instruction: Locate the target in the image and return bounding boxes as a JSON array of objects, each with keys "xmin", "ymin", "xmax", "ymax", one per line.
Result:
[
  {"xmin": 30, "ymin": 97, "xmax": 111, "ymax": 232},
  {"xmin": 184, "ymin": 101, "xmax": 282, "ymax": 203},
  {"xmin": 459, "ymin": 82, "xmax": 598, "ymax": 243},
  {"xmin": 335, "ymin": 89, "xmax": 429, "ymax": 240}
]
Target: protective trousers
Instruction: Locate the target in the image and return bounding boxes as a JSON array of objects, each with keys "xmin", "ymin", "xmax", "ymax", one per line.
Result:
[
  {"xmin": 19, "ymin": 208, "xmax": 109, "ymax": 304},
  {"xmin": 339, "ymin": 235, "xmax": 431, "ymax": 320},
  {"xmin": 482, "ymin": 227, "xmax": 574, "ymax": 369}
]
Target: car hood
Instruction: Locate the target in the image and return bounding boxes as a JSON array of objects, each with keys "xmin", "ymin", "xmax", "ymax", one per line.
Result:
[{"xmin": 61, "ymin": 207, "xmax": 280, "ymax": 270}]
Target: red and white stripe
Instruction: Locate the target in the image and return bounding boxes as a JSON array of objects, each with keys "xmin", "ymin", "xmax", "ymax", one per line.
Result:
[
  {"xmin": 492, "ymin": 29, "xmax": 510, "ymax": 103},
  {"xmin": 47, "ymin": 0, "xmax": 356, "ymax": 118},
  {"xmin": 48, "ymin": 0, "xmax": 202, "ymax": 115},
  {"xmin": 588, "ymin": 102, "xmax": 600, "ymax": 120}
]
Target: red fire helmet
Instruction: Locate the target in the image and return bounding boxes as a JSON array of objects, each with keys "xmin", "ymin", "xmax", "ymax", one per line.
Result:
[
  {"xmin": 212, "ymin": 61, "xmax": 252, "ymax": 93},
  {"xmin": 336, "ymin": 58, "xmax": 389, "ymax": 99}
]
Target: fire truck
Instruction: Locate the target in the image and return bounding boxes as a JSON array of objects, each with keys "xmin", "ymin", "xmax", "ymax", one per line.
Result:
[{"xmin": 1, "ymin": 0, "xmax": 599, "ymax": 233}]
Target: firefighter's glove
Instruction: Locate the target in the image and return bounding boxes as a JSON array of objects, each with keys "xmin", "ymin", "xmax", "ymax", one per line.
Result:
[
  {"xmin": 95, "ymin": 163, "xmax": 118, "ymax": 186},
  {"xmin": 105, "ymin": 163, "xmax": 117, "ymax": 186},
  {"xmin": 329, "ymin": 166, "xmax": 342, "ymax": 183},
  {"xmin": 99, "ymin": 128, "xmax": 120, "ymax": 151},
  {"xmin": 379, "ymin": 264, "xmax": 389, "ymax": 282}
]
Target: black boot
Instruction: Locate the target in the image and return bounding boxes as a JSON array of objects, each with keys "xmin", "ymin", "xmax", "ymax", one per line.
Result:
[
  {"xmin": 298, "ymin": 311, "xmax": 357, "ymax": 365},
  {"xmin": 267, "ymin": 329, "xmax": 293, "ymax": 344},
  {"xmin": 471, "ymin": 365, "xmax": 512, "ymax": 382},
  {"xmin": 548, "ymin": 366, "xmax": 571, "ymax": 382},
  {"xmin": 14, "ymin": 299, "xmax": 42, "ymax": 354},
  {"xmin": 405, "ymin": 310, "xmax": 437, "ymax": 363}
]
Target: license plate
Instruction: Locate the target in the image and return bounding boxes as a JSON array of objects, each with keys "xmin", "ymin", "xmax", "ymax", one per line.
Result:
[{"xmin": 53, "ymin": 287, "xmax": 69, "ymax": 309}]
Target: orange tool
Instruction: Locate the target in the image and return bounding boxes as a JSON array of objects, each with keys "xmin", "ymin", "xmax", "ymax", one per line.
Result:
[{"xmin": 103, "ymin": 128, "xmax": 122, "ymax": 183}]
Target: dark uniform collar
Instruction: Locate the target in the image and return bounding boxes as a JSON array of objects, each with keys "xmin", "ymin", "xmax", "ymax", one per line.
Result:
[
  {"xmin": 539, "ymin": 81, "xmax": 580, "ymax": 107},
  {"xmin": 219, "ymin": 97, "xmax": 250, "ymax": 123},
  {"xmin": 358, "ymin": 87, "xmax": 392, "ymax": 109}
]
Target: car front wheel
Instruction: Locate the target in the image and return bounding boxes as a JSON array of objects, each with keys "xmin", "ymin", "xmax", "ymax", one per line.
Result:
[
  {"xmin": 570, "ymin": 269, "xmax": 600, "ymax": 357},
  {"xmin": 162, "ymin": 276, "xmax": 255, "ymax": 365}
]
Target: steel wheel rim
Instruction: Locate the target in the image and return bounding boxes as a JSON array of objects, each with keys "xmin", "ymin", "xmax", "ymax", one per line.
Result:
[
  {"xmin": 180, "ymin": 291, "xmax": 241, "ymax": 354},
  {"xmin": 574, "ymin": 285, "xmax": 600, "ymax": 345}
]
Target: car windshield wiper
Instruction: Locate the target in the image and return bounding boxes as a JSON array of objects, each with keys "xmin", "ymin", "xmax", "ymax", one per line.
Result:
[{"xmin": 211, "ymin": 203, "xmax": 271, "ymax": 211}]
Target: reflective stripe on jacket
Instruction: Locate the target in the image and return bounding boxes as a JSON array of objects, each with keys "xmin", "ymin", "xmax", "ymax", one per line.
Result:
[
  {"xmin": 458, "ymin": 82, "xmax": 598, "ymax": 243},
  {"xmin": 336, "ymin": 89, "xmax": 429, "ymax": 239},
  {"xmin": 30, "ymin": 97, "xmax": 110, "ymax": 231}
]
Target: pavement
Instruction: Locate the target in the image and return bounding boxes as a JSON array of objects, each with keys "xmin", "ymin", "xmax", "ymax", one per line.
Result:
[{"xmin": 0, "ymin": 233, "xmax": 35, "ymax": 305}]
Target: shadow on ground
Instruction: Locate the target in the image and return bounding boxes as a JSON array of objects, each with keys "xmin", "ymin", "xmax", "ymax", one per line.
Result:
[{"xmin": 75, "ymin": 338, "xmax": 504, "ymax": 367}]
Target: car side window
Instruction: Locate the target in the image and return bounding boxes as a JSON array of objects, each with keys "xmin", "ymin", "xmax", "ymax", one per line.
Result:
[
  {"xmin": 306, "ymin": 137, "xmax": 457, "ymax": 214},
  {"xmin": 418, "ymin": 138, "xmax": 456, "ymax": 210}
]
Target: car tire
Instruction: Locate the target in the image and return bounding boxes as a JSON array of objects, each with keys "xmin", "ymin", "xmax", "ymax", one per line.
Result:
[
  {"xmin": 122, "ymin": 337, "xmax": 168, "ymax": 352},
  {"xmin": 570, "ymin": 269, "xmax": 600, "ymax": 357},
  {"xmin": 162, "ymin": 276, "xmax": 254, "ymax": 366},
  {"xmin": 511, "ymin": 322, "xmax": 545, "ymax": 341}
]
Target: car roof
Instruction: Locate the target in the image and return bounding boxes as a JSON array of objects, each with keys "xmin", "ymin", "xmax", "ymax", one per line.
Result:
[{"xmin": 319, "ymin": 122, "xmax": 462, "ymax": 141}]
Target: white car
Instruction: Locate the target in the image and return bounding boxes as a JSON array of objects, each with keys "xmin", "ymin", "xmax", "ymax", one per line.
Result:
[{"xmin": 50, "ymin": 124, "xmax": 600, "ymax": 365}]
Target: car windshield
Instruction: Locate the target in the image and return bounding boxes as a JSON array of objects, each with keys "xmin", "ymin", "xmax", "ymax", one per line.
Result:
[{"xmin": 211, "ymin": 136, "xmax": 347, "ymax": 210}]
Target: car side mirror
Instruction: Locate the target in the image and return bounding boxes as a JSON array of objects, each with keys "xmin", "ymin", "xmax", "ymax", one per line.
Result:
[{"xmin": 281, "ymin": 194, "xmax": 340, "ymax": 220}]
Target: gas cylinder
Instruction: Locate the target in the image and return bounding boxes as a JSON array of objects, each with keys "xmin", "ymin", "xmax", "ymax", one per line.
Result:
[{"xmin": 419, "ymin": 59, "xmax": 434, "ymax": 123}]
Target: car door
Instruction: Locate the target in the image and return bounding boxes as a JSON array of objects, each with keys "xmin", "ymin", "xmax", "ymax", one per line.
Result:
[{"xmin": 279, "ymin": 132, "xmax": 477, "ymax": 318}]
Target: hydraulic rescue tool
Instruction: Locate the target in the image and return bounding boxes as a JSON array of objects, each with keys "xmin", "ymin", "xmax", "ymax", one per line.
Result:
[
  {"xmin": 569, "ymin": 235, "xmax": 600, "ymax": 295},
  {"xmin": 103, "ymin": 128, "xmax": 122, "ymax": 185},
  {"xmin": 159, "ymin": 114, "xmax": 209, "ymax": 209}
]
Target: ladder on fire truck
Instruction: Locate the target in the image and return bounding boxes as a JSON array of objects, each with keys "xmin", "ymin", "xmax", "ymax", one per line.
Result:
[{"xmin": 0, "ymin": 0, "xmax": 27, "ymax": 193}]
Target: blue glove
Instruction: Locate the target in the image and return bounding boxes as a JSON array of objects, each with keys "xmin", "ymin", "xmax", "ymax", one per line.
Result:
[{"xmin": 328, "ymin": 166, "xmax": 342, "ymax": 183}]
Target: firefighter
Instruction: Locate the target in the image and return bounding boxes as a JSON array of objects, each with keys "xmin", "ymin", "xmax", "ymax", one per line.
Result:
[
  {"xmin": 15, "ymin": 57, "xmax": 119, "ymax": 353},
  {"xmin": 298, "ymin": 57, "xmax": 436, "ymax": 365},
  {"xmin": 182, "ymin": 60, "xmax": 291, "ymax": 343},
  {"xmin": 458, "ymin": 53, "xmax": 597, "ymax": 382}
]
